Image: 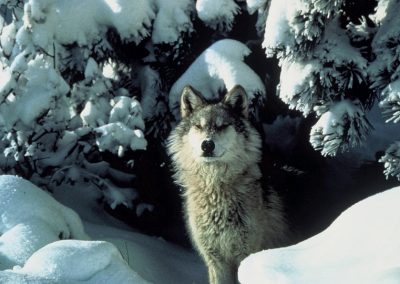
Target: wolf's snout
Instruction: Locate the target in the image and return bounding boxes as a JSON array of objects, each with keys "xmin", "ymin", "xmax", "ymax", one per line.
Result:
[{"xmin": 201, "ymin": 140, "xmax": 215, "ymax": 155}]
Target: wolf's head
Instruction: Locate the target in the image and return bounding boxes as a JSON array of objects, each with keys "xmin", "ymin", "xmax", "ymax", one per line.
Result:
[{"xmin": 168, "ymin": 85, "xmax": 261, "ymax": 166}]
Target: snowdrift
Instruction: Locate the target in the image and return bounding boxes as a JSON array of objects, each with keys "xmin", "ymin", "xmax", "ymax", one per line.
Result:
[
  {"xmin": 239, "ymin": 186, "xmax": 400, "ymax": 284},
  {"xmin": 2, "ymin": 174, "xmax": 399, "ymax": 283},
  {"xmin": 0, "ymin": 175, "xmax": 206, "ymax": 283}
]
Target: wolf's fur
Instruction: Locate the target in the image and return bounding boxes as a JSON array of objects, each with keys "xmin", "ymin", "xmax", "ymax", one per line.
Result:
[{"xmin": 167, "ymin": 85, "xmax": 288, "ymax": 284}]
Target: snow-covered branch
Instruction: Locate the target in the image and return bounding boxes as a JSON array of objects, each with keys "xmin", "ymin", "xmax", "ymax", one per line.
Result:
[
  {"xmin": 196, "ymin": 0, "xmax": 241, "ymax": 31},
  {"xmin": 310, "ymin": 100, "xmax": 372, "ymax": 156},
  {"xmin": 169, "ymin": 39, "xmax": 266, "ymax": 119},
  {"xmin": 379, "ymin": 142, "xmax": 400, "ymax": 180},
  {"xmin": 0, "ymin": 1, "xmax": 152, "ymax": 209}
]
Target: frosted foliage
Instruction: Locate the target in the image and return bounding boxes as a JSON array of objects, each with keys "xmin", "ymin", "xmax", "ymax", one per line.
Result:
[
  {"xmin": 263, "ymin": 0, "xmax": 343, "ymax": 58},
  {"xmin": 279, "ymin": 59, "xmax": 320, "ymax": 115},
  {"xmin": 265, "ymin": 6, "xmax": 369, "ymax": 156},
  {"xmin": 0, "ymin": 56, "xmax": 69, "ymax": 128},
  {"xmin": 139, "ymin": 66, "xmax": 163, "ymax": 120},
  {"xmin": 370, "ymin": 0, "xmax": 392, "ymax": 24},
  {"xmin": 73, "ymin": 60, "xmax": 147, "ymax": 156},
  {"xmin": 245, "ymin": 0, "xmax": 269, "ymax": 35},
  {"xmin": 246, "ymin": 0, "xmax": 268, "ymax": 14},
  {"xmin": 93, "ymin": 96, "xmax": 147, "ymax": 156},
  {"xmin": 278, "ymin": 18, "xmax": 367, "ymax": 116},
  {"xmin": 380, "ymin": 142, "xmax": 400, "ymax": 180},
  {"xmin": 369, "ymin": 1, "xmax": 400, "ymax": 90},
  {"xmin": 138, "ymin": 66, "xmax": 170, "ymax": 138},
  {"xmin": 310, "ymin": 100, "xmax": 372, "ymax": 157},
  {"xmin": 169, "ymin": 39, "xmax": 265, "ymax": 118},
  {"xmin": 152, "ymin": 0, "xmax": 194, "ymax": 44},
  {"xmin": 196, "ymin": 0, "xmax": 241, "ymax": 31},
  {"xmin": 21, "ymin": 0, "xmax": 155, "ymax": 48},
  {"xmin": 368, "ymin": 0, "xmax": 400, "ymax": 179},
  {"xmin": 0, "ymin": 1, "xmax": 147, "ymax": 210},
  {"xmin": 380, "ymin": 80, "xmax": 400, "ymax": 123},
  {"xmin": 315, "ymin": 18, "xmax": 368, "ymax": 72},
  {"xmin": 0, "ymin": 21, "xmax": 17, "ymax": 57}
]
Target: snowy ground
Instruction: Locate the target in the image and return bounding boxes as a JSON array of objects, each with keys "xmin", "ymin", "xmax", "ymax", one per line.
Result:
[
  {"xmin": 0, "ymin": 175, "xmax": 207, "ymax": 284},
  {"xmin": 1, "ymin": 174, "xmax": 400, "ymax": 283},
  {"xmin": 239, "ymin": 186, "xmax": 400, "ymax": 284}
]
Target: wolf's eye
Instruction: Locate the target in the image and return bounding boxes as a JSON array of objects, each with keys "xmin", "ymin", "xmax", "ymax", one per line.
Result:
[{"xmin": 194, "ymin": 124, "xmax": 202, "ymax": 130}]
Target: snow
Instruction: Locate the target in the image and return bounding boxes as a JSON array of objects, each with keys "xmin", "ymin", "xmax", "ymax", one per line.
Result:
[
  {"xmin": 276, "ymin": 16, "xmax": 368, "ymax": 116},
  {"xmin": 169, "ymin": 39, "xmax": 266, "ymax": 118},
  {"xmin": 20, "ymin": 0, "xmax": 155, "ymax": 48},
  {"xmin": 0, "ymin": 174, "xmax": 207, "ymax": 283},
  {"xmin": 95, "ymin": 121, "xmax": 147, "ymax": 154},
  {"xmin": 16, "ymin": 0, "xmax": 199, "ymax": 48},
  {"xmin": 370, "ymin": 0, "xmax": 391, "ymax": 25},
  {"xmin": 246, "ymin": 0, "xmax": 268, "ymax": 14},
  {"xmin": 346, "ymin": 102, "xmax": 400, "ymax": 163},
  {"xmin": 3, "ymin": 173, "xmax": 399, "ymax": 284},
  {"xmin": 152, "ymin": 0, "xmax": 194, "ymax": 44},
  {"xmin": 0, "ymin": 55, "xmax": 69, "ymax": 129},
  {"xmin": 0, "ymin": 175, "xmax": 88, "ymax": 270},
  {"xmin": 315, "ymin": 17, "xmax": 368, "ymax": 72},
  {"xmin": 380, "ymin": 80, "xmax": 400, "ymax": 123},
  {"xmin": 196, "ymin": 0, "xmax": 240, "ymax": 31},
  {"xmin": 79, "ymin": 89, "xmax": 147, "ymax": 155},
  {"xmin": 138, "ymin": 66, "xmax": 163, "ymax": 120},
  {"xmin": 263, "ymin": 0, "xmax": 344, "ymax": 57},
  {"xmin": 278, "ymin": 58, "xmax": 318, "ymax": 114},
  {"xmin": 239, "ymin": 186, "xmax": 400, "ymax": 284},
  {"xmin": 0, "ymin": 68, "xmax": 15, "ymax": 103},
  {"xmin": 310, "ymin": 99, "xmax": 371, "ymax": 157},
  {"xmin": 380, "ymin": 142, "xmax": 400, "ymax": 180},
  {"xmin": 20, "ymin": 240, "xmax": 149, "ymax": 284},
  {"xmin": 0, "ymin": 22, "xmax": 16, "ymax": 57},
  {"xmin": 262, "ymin": 0, "xmax": 293, "ymax": 57}
]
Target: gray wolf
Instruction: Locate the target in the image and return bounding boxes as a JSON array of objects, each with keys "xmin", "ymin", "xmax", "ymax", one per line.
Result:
[{"xmin": 167, "ymin": 85, "xmax": 288, "ymax": 284}]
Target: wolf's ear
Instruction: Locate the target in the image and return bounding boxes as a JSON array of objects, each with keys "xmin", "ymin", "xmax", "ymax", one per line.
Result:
[
  {"xmin": 181, "ymin": 85, "xmax": 204, "ymax": 118},
  {"xmin": 223, "ymin": 85, "xmax": 249, "ymax": 118}
]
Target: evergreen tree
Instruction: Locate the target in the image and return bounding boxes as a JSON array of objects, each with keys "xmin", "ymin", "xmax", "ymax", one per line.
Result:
[
  {"xmin": 1, "ymin": 0, "xmax": 399, "ymax": 231},
  {"xmin": 368, "ymin": 0, "xmax": 400, "ymax": 181}
]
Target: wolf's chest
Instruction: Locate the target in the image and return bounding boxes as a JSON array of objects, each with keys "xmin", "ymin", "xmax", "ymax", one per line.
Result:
[
  {"xmin": 186, "ymin": 187, "xmax": 249, "ymax": 235},
  {"xmin": 185, "ymin": 191, "xmax": 254, "ymax": 260}
]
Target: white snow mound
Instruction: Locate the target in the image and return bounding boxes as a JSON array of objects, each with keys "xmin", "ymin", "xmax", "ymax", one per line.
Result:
[
  {"xmin": 0, "ymin": 175, "xmax": 149, "ymax": 283},
  {"xmin": 0, "ymin": 175, "xmax": 89, "ymax": 269},
  {"xmin": 239, "ymin": 186, "xmax": 400, "ymax": 284},
  {"xmin": 169, "ymin": 39, "xmax": 265, "ymax": 118}
]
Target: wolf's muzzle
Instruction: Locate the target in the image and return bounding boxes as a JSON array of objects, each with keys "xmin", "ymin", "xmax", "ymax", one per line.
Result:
[{"xmin": 201, "ymin": 139, "xmax": 215, "ymax": 156}]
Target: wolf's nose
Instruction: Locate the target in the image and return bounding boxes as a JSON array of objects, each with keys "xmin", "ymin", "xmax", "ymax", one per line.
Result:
[{"xmin": 201, "ymin": 140, "xmax": 215, "ymax": 155}]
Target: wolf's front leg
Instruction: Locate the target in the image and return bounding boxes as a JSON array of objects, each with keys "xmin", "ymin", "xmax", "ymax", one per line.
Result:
[{"xmin": 207, "ymin": 261, "xmax": 238, "ymax": 284}]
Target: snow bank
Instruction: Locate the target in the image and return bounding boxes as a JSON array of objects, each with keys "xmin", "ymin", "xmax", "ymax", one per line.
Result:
[
  {"xmin": 169, "ymin": 39, "xmax": 265, "ymax": 118},
  {"xmin": 0, "ymin": 175, "xmax": 207, "ymax": 283},
  {"xmin": 20, "ymin": 240, "xmax": 149, "ymax": 283},
  {"xmin": 0, "ymin": 175, "xmax": 88, "ymax": 269},
  {"xmin": 0, "ymin": 175, "xmax": 150, "ymax": 283},
  {"xmin": 239, "ymin": 186, "xmax": 400, "ymax": 284},
  {"xmin": 86, "ymin": 225, "xmax": 207, "ymax": 284}
]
